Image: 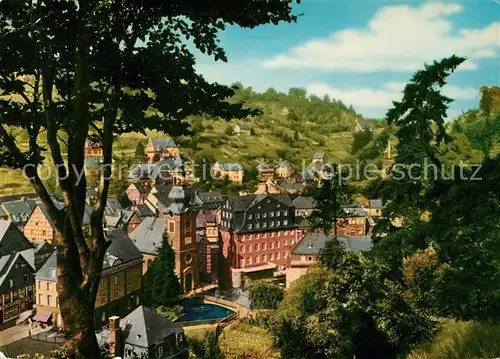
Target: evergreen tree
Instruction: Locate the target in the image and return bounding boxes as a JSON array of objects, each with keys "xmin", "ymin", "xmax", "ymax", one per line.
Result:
[
  {"xmin": 134, "ymin": 141, "xmax": 146, "ymax": 161},
  {"xmin": 143, "ymin": 233, "xmax": 182, "ymax": 308},
  {"xmin": 305, "ymin": 171, "xmax": 353, "ymax": 235}
]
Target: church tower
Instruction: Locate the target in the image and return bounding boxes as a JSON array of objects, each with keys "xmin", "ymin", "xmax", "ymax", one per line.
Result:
[{"xmin": 164, "ymin": 186, "xmax": 199, "ymax": 293}]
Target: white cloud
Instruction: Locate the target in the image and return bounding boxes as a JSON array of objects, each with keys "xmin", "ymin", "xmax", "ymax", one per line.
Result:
[
  {"xmin": 306, "ymin": 81, "xmax": 478, "ymax": 114},
  {"xmin": 264, "ymin": 2, "xmax": 500, "ymax": 72}
]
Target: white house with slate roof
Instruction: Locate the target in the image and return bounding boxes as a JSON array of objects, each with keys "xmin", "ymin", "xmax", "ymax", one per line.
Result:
[
  {"xmin": 96, "ymin": 305, "xmax": 188, "ymax": 359},
  {"xmin": 211, "ymin": 162, "xmax": 244, "ymax": 184},
  {"xmin": 286, "ymin": 232, "xmax": 372, "ymax": 288}
]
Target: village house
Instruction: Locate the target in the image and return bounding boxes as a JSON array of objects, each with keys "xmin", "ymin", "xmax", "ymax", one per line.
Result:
[
  {"xmin": 104, "ymin": 210, "xmax": 142, "ymax": 234},
  {"xmin": 212, "ymin": 162, "xmax": 244, "ymax": 184},
  {"xmin": 275, "ymin": 160, "xmax": 294, "ymax": 179},
  {"xmin": 191, "ymin": 191, "xmax": 225, "ymax": 210},
  {"xmin": 336, "ymin": 205, "xmax": 373, "ymax": 237},
  {"xmin": 128, "ymin": 157, "xmax": 186, "ymax": 186},
  {"xmin": 219, "ymin": 194, "xmax": 303, "ymax": 288},
  {"xmin": 292, "ymin": 196, "xmax": 315, "ymax": 217},
  {"xmin": 84, "ymin": 139, "xmax": 104, "ymax": 157},
  {"xmin": 286, "ymin": 232, "xmax": 372, "ymax": 288},
  {"xmin": 146, "ymin": 138, "xmax": 180, "ymax": 163},
  {"xmin": 233, "ymin": 123, "xmax": 251, "ymax": 135},
  {"xmin": 1, "ymin": 198, "xmax": 37, "ymax": 232},
  {"xmin": 125, "ymin": 182, "xmax": 152, "ymax": 206},
  {"xmin": 355, "ymin": 121, "xmax": 372, "ymax": 132},
  {"xmin": 0, "ymin": 220, "xmax": 36, "ymax": 326},
  {"xmin": 24, "ymin": 202, "xmax": 92, "ymax": 245},
  {"xmin": 34, "ymin": 229, "xmax": 143, "ymax": 328},
  {"xmin": 311, "ymin": 152, "xmax": 328, "ymax": 164},
  {"xmin": 145, "ymin": 184, "xmax": 174, "ymax": 214},
  {"xmin": 368, "ymin": 199, "xmax": 383, "ymax": 218},
  {"xmin": 97, "ymin": 306, "xmax": 188, "ymax": 359}
]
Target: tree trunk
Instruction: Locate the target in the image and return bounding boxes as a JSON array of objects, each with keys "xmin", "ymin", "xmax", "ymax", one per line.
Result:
[{"xmin": 56, "ymin": 226, "xmax": 103, "ymax": 358}]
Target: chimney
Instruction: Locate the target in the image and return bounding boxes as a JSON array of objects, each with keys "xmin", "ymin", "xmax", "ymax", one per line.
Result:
[{"xmin": 108, "ymin": 316, "xmax": 122, "ymax": 357}]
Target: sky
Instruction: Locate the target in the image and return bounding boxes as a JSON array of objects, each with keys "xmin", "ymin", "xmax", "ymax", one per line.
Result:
[{"xmin": 194, "ymin": 0, "xmax": 500, "ymax": 119}]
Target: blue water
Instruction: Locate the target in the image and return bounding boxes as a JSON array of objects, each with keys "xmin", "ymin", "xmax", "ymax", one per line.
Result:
[{"xmin": 176, "ymin": 303, "xmax": 234, "ymax": 322}]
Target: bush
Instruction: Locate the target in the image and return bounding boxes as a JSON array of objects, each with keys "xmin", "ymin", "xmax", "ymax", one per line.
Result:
[{"xmin": 248, "ymin": 282, "xmax": 284, "ymax": 309}]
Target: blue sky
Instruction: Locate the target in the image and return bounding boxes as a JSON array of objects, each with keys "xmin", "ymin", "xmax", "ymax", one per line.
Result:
[{"xmin": 194, "ymin": 0, "xmax": 499, "ymax": 119}]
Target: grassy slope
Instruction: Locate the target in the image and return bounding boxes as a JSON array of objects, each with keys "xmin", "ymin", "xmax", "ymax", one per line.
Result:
[
  {"xmin": 0, "ymin": 90, "xmax": 371, "ymax": 196},
  {"xmin": 408, "ymin": 319, "xmax": 500, "ymax": 359}
]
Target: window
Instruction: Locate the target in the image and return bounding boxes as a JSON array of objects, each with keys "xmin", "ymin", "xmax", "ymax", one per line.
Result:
[
  {"xmin": 254, "ymin": 256, "xmax": 259, "ymax": 263},
  {"xmin": 276, "ymin": 220, "xmax": 281, "ymax": 226},
  {"xmin": 276, "ymin": 241, "xmax": 280, "ymax": 248},
  {"xmin": 114, "ymin": 276, "xmax": 119, "ymax": 285},
  {"xmin": 42, "ymin": 230, "xmax": 46, "ymax": 236},
  {"xmin": 23, "ymin": 274, "xmax": 28, "ymax": 283},
  {"xmin": 157, "ymin": 344, "xmax": 164, "ymax": 357},
  {"xmin": 270, "ymin": 241, "xmax": 273, "ymax": 249},
  {"xmin": 240, "ymin": 246, "xmax": 244, "ymax": 253},
  {"xmin": 283, "ymin": 210, "xmax": 287, "ymax": 217},
  {"xmin": 269, "ymin": 253, "xmax": 273, "ymax": 260},
  {"xmin": 270, "ymin": 232, "xmax": 275, "ymax": 237},
  {"xmin": 284, "ymin": 239, "xmax": 288, "ymax": 246},
  {"xmin": 275, "ymin": 211, "xmax": 280, "ymax": 217},
  {"xmin": 246, "ymin": 257, "xmax": 250, "ymax": 264},
  {"xmin": 262, "ymin": 212, "xmax": 267, "ymax": 218},
  {"xmin": 261, "ymin": 254, "xmax": 266, "ymax": 262},
  {"xmin": 277, "ymin": 252, "xmax": 280, "ymax": 260},
  {"xmin": 46, "ymin": 282, "xmax": 50, "ymax": 291},
  {"xmin": 262, "ymin": 243, "xmax": 266, "ymax": 250},
  {"xmin": 284, "ymin": 251, "xmax": 288, "ymax": 258},
  {"xmin": 254, "ymin": 244, "xmax": 258, "ymax": 251},
  {"xmin": 48, "ymin": 295, "xmax": 53, "ymax": 307},
  {"xmin": 248, "ymin": 213, "xmax": 252, "ymax": 219},
  {"xmin": 246, "ymin": 245, "xmax": 250, "ymax": 252},
  {"xmin": 308, "ymin": 256, "xmax": 313, "ymax": 261},
  {"xmin": 169, "ymin": 221, "xmax": 175, "ymax": 232},
  {"xmin": 9, "ymin": 279, "xmax": 13, "ymax": 288},
  {"xmin": 284, "ymin": 220, "xmax": 288, "ymax": 226},
  {"xmin": 248, "ymin": 256, "xmax": 252, "ymax": 264},
  {"xmin": 270, "ymin": 212, "xmax": 274, "ymax": 217},
  {"xmin": 247, "ymin": 223, "xmax": 252, "ymax": 230},
  {"xmin": 270, "ymin": 221, "xmax": 274, "ymax": 227},
  {"xmin": 255, "ymin": 223, "xmax": 260, "ymax": 229},
  {"xmin": 263, "ymin": 222, "xmax": 267, "ymax": 228},
  {"xmin": 38, "ymin": 294, "xmax": 44, "ymax": 305},
  {"xmin": 256, "ymin": 213, "xmax": 260, "ymax": 219}
]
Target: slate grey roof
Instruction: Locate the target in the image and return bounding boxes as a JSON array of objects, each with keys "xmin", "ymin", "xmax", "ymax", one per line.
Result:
[
  {"xmin": 103, "ymin": 229, "xmax": 142, "ymax": 269},
  {"xmin": 129, "ymin": 217, "xmax": 165, "ymax": 255},
  {"xmin": 292, "ymin": 233, "xmax": 372, "ymax": 256},
  {"xmin": 191, "ymin": 191, "xmax": 225, "ymax": 209},
  {"xmin": 235, "ymin": 124, "xmax": 250, "ymax": 130},
  {"xmin": 104, "ymin": 199, "xmax": 123, "ymax": 216},
  {"xmin": 0, "ymin": 250, "xmax": 35, "ymax": 287},
  {"xmin": 152, "ymin": 138, "xmax": 177, "ymax": 150},
  {"xmin": 86, "ymin": 188, "xmax": 98, "ymax": 198},
  {"xmin": 292, "ymin": 196, "xmax": 316, "ymax": 210},
  {"xmin": 120, "ymin": 306, "xmax": 183, "ymax": 348},
  {"xmin": 369, "ymin": 199, "xmax": 383, "ymax": 209},
  {"xmin": 0, "ymin": 220, "xmax": 37, "ymax": 255},
  {"xmin": 0, "ymin": 193, "xmax": 38, "ymax": 204},
  {"xmin": 127, "ymin": 164, "xmax": 161, "ymax": 180},
  {"xmin": 84, "ymin": 156, "xmax": 103, "ymax": 169},
  {"xmin": 2, "ymin": 199, "xmax": 37, "ymax": 224},
  {"xmin": 135, "ymin": 204, "xmax": 155, "ymax": 218},
  {"xmin": 357, "ymin": 122, "xmax": 372, "ymax": 130},
  {"xmin": 37, "ymin": 230, "xmax": 141, "ymax": 279},
  {"xmin": 312, "ymin": 152, "xmax": 325, "ymax": 159},
  {"xmin": 343, "ymin": 207, "xmax": 368, "ymax": 217},
  {"xmin": 154, "ymin": 157, "xmax": 185, "ymax": 174},
  {"xmin": 295, "ymin": 215, "xmax": 310, "ymax": 228},
  {"xmin": 36, "ymin": 251, "xmax": 57, "ymax": 281},
  {"xmin": 216, "ymin": 162, "xmax": 243, "ymax": 171},
  {"xmin": 277, "ymin": 181, "xmax": 306, "ymax": 192}
]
